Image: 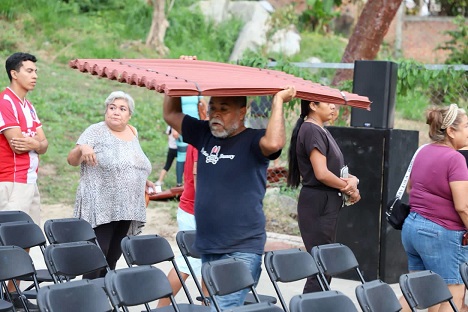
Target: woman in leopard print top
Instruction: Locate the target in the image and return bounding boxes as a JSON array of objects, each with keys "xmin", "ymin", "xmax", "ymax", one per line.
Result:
[{"xmin": 67, "ymin": 91, "xmax": 155, "ymax": 278}]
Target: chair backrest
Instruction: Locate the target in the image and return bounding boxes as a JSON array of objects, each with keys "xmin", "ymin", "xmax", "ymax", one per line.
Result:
[
  {"xmin": 460, "ymin": 262, "xmax": 468, "ymax": 288},
  {"xmin": 175, "ymin": 230, "xmax": 206, "ymax": 302},
  {"xmin": 176, "ymin": 230, "xmax": 201, "ymax": 259},
  {"xmin": 311, "ymin": 243, "xmax": 365, "ymax": 289},
  {"xmin": 0, "ymin": 220, "xmax": 47, "ymax": 249},
  {"xmin": 121, "ymin": 234, "xmax": 193, "ymax": 304},
  {"xmin": 44, "ymin": 241, "xmax": 109, "ymax": 283},
  {"xmin": 264, "ymin": 248, "xmax": 325, "ymax": 312},
  {"xmin": 0, "ymin": 245, "xmax": 40, "ymax": 311},
  {"xmin": 202, "ymin": 258, "xmax": 261, "ymax": 312},
  {"xmin": 37, "ymin": 279, "xmax": 112, "ymax": 312},
  {"xmin": 355, "ymin": 279, "xmax": 402, "ymax": 312},
  {"xmin": 44, "ymin": 218, "xmax": 97, "ymax": 244},
  {"xmin": 289, "ymin": 291, "xmax": 358, "ymax": 312},
  {"xmin": 399, "ymin": 270, "xmax": 457, "ymax": 311},
  {"xmin": 121, "ymin": 234, "xmax": 174, "ymax": 265},
  {"xmin": 0, "ymin": 210, "xmax": 34, "ymax": 223},
  {"xmin": 104, "ymin": 265, "xmax": 179, "ymax": 312},
  {"xmin": 0, "ymin": 245, "xmax": 38, "ymax": 282}
]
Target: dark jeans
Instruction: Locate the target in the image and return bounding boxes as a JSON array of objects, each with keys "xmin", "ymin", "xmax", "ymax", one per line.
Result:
[
  {"xmin": 297, "ymin": 187, "xmax": 342, "ymax": 293},
  {"xmin": 83, "ymin": 220, "xmax": 131, "ymax": 279},
  {"xmin": 176, "ymin": 161, "xmax": 185, "ymax": 185}
]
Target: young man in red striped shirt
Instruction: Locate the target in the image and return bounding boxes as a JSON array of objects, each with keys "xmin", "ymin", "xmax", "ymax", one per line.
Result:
[{"xmin": 0, "ymin": 52, "xmax": 48, "ymax": 310}]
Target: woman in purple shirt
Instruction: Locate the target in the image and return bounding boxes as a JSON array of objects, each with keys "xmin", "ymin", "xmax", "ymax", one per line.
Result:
[{"xmin": 400, "ymin": 104, "xmax": 468, "ymax": 311}]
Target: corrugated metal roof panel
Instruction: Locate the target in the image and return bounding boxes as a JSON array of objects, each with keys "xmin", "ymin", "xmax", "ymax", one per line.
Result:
[{"xmin": 69, "ymin": 58, "xmax": 371, "ymax": 109}]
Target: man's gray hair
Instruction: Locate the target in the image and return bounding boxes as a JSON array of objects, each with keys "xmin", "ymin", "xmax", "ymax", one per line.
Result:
[{"xmin": 105, "ymin": 91, "xmax": 135, "ymax": 114}]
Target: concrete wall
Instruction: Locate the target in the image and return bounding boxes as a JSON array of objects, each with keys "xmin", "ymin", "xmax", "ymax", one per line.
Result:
[{"xmin": 384, "ymin": 16, "xmax": 458, "ymax": 63}]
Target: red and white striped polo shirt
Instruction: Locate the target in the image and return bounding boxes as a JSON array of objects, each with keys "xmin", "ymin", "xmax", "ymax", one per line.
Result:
[{"xmin": 0, "ymin": 87, "xmax": 42, "ymax": 183}]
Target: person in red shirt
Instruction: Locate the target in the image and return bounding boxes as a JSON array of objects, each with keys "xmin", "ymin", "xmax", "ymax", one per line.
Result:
[
  {"xmin": 158, "ymin": 97, "xmax": 208, "ymax": 307},
  {"xmin": 0, "ymin": 52, "xmax": 48, "ymax": 309}
]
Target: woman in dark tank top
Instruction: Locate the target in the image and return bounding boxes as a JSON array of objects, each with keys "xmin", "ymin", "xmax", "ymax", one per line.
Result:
[{"xmin": 287, "ymin": 100, "xmax": 361, "ymax": 293}]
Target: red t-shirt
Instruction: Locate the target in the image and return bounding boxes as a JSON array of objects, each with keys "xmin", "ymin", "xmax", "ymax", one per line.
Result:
[
  {"xmin": 0, "ymin": 88, "xmax": 42, "ymax": 183},
  {"xmin": 179, "ymin": 144, "xmax": 198, "ymax": 214}
]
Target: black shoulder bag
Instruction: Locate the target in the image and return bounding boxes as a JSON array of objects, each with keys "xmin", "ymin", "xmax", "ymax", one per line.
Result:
[{"xmin": 386, "ymin": 144, "xmax": 427, "ymax": 230}]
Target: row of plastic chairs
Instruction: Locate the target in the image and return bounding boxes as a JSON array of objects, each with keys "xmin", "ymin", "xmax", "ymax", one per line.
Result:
[
  {"xmin": 177, "ymin": 230, "xmax": 463, "ymax": 312},
  {"xmin": 0, "ymin": 211, "xmax": 466, "ymax": 312}
]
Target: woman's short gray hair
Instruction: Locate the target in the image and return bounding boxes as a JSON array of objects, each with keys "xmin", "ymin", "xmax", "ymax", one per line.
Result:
[{"xmin": 105, "ymin": 91, "xmax": 135, "ymax": 114}]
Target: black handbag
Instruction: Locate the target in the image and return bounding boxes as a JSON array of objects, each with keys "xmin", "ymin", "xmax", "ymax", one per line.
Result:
[
  {"xmin": 386, "ymin": 198, "xmax": 411, "ymax": 230},
  {"xmin": 385, "ymin": 144, "xmax": 427, "ymax": 230}
]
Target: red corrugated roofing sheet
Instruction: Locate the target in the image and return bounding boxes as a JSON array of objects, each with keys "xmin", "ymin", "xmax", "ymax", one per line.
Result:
[{"xmin": 69, "ymin": 58, "xmax": 371, "ymax": 109}]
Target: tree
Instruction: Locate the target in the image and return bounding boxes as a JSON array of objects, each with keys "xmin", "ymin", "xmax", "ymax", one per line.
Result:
[
  {"xmin": 331, "ymin": 0, "xmax": 403, "ymax": 121},
  {"xmin": 146, "ymin": 0, "xmax": 169, "ymax": 56},
  {"xmin": 332, "ymin": 0, "xmax": 403, "ymax": 85}
]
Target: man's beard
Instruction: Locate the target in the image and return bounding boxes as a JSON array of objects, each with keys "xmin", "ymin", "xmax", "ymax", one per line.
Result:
[{"xmin": 209, "ymin": 118, "xmax": 240, "ymax": 138}]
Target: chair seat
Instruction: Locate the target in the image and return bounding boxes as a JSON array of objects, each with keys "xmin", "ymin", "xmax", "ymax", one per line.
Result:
[
  {"xmin": 229, "ymin": 302, "xmax": 283, "ymax": 312},
  {"xmin": 151, "ymin": 303, "xmax": 211, "ymax": 312},
  {"xmin": 0, "ymin": 299, "xmax": 13, "ymax": 312},
  {"xmin": 244, "ymin": 293, "xmax": 277, "ymax": 305},
  {"xmin": 20, "ymin": 269, "xmax": 54, "ymax": 282}
]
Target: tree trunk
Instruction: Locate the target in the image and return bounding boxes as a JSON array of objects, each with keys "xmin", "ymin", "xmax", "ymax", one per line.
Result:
[
  {"xmin": 146, "ymin": 0, "xmax": 169, "ymax": 56},
  {"xmin": 332, "ymin": 0, "xmax": 403, "ymax": 86},
  {"xmin": 332, "ymin": 0, "xmax": 403, "ymax": 122}
]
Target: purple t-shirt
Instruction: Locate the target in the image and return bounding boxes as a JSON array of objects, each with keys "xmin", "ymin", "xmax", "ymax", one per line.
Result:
[{"xmin": 410, "ymin": 144, "xmax": 468, "ymax": 230}]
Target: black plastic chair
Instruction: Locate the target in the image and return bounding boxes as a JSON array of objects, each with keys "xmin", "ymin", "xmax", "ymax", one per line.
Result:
[
  {"xmin": 289, "ymin": 291, "xmax": 358, "ymax": 312},
  {"xmin": 459, "ymin": 262, "xmax": 468, "ymax": 288},
  {"xmin": 44, "ymin": 241, "xmax": 110, "ymax": 287},
  {"xmin": 105, "ymin": 265, "xmax": 179, "ymax": 312},
  {"xmin": 43, "ymin": 218, "xmax": 99, "ymax": 246},
  {"xmin": 201, "ymin": 258, "xmax": 283, "ymax": 312},
  {"xmin": 264, "ymin": 248, "xmax": 325, "ymax": 312},
  {"xmin": 311, "ymin": 243, "xmax": 365, "ymax": 290},
  {"xmin": 355, "ymin": 279, "xmax": 402, "ymax": 312},
  {"xmin": 121, "ymin": 235, "xmax": 195, "ymax": 302},
  {"xmin": 121, "ymin": 234, "xmax": 210, "ymax": 312},
  {"xmin": 176, "ymin": 230, "xmax": 207, "ymax": 304},
  {"xmin": 37, "ymin": 279, "xmax": 112, "ymax": 312},
  {"xmin": 176, "ymin": 230, "xmax": 276, "ymax": 306},
  {"xmin": 0, "ymin": 245, "xmax": 41, "ymax": 312},
  {"xmin": 399, "ymin": 270, "xmax": 458, "ymax": 311},
  {"xmin": 0, "ymin": 221, "xmax": 54, "ymax": 293}
]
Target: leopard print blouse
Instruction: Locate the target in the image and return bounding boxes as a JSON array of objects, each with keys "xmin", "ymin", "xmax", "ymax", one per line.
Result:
[{"xmin": 73, "ymin": 121, "xmax": 151, "ymax": 235}]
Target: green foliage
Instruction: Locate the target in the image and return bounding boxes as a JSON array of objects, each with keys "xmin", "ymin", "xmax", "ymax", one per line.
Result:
[
  {"xmin": 267, "ymin": 4, "xmax": 299, "ymax": 39},
  {"xmin": 59, "ymin": 0, "xmax": 124, "ymax": 13},
  {"xmin": 0, "ymin": 0, "xmax": 156, "ymax": 63},
  {"xmin": 165, "ymin": 6, "xmax": 243, "ymax": 61},
  {"xmin": 438, "ymin": 0, "xmax": 468, "ymax": 16},
  {"xmin": 437, "ymin": 15, "xmax": 468, "ymax": 64},
  {"xmin": 0, "ymin": 0, "xmax": 20, "ymax": 19},
  {"xmin": 291, "ymin": 32, "xmax": 346, "ymax": 62},
  {"xmin": 298, "ymin": 0, "xmax": 342, "ymax": 33},
  {"xmin": 396, "ymin": 59, "xmax": 467, "ymax": 120}
]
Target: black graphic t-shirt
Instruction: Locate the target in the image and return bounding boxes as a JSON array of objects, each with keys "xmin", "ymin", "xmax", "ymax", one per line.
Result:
[{"xmin": 182, "ymin": 115, "xmax": 272, "ymax": 255}]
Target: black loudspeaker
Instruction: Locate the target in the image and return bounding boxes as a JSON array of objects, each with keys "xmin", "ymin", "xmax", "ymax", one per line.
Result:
[
  {"xmin": 327, "ymin": 127, "xmax": 418, "ymax": 283},
  {"xmin": 351, "ymin": 60, "xmax": 398, "ymax": 129}
]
